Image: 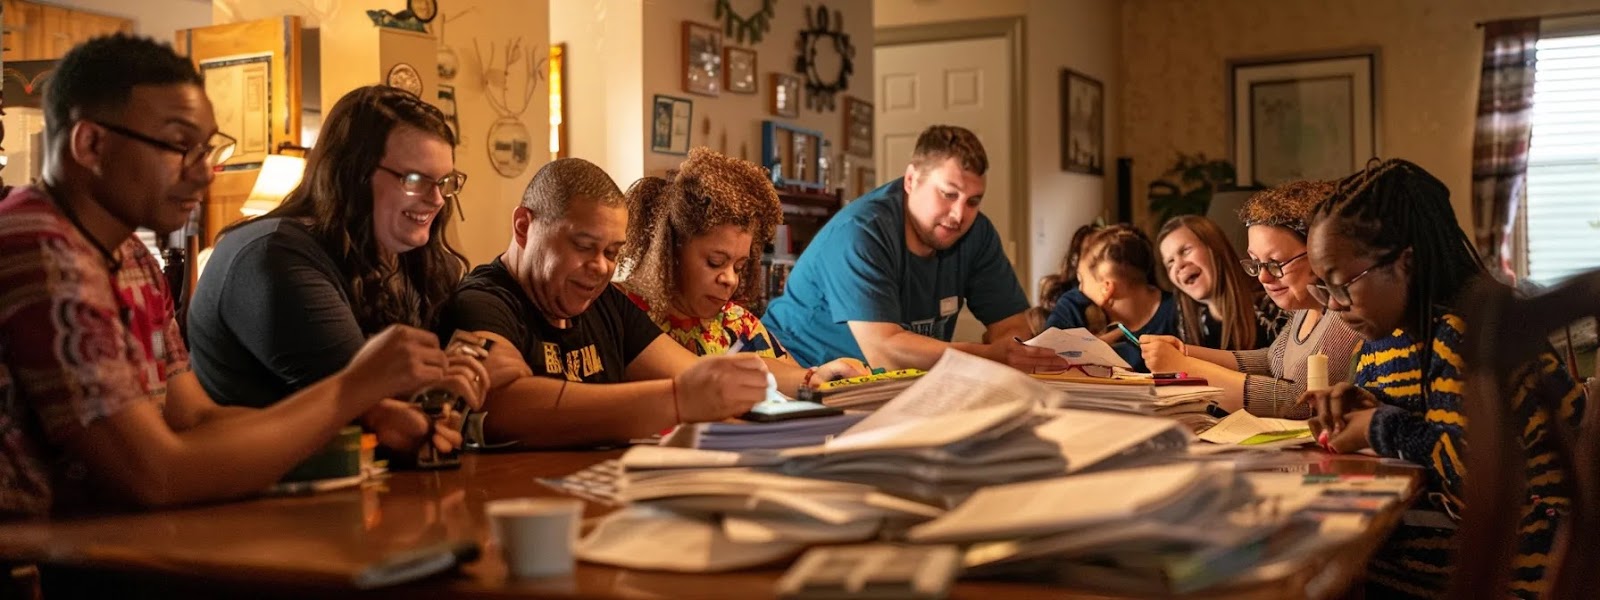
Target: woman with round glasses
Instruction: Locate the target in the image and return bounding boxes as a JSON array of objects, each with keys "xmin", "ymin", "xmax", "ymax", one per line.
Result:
[
  {"xmin": 1154, "ymin": 215, "xmax": 1285, "ymax": 351},
  {"xmin": 1140, "ymin": 180, "xmax": 1362, "ymax": 418},
  {"xmin": 186, "ymin": 85, "xmax": 491, "ymax": 456},
  {"xmin": 1298, "ymin": 158, "xmax": 1580, "ymax": 599}
]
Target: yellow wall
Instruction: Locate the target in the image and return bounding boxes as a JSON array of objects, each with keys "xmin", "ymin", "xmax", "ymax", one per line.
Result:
[
  {"xmin": 214, "ymin": 0, "xmax": 550, "ymax": 267},
  {"xmin": 637, "ymin": 0, "xmax": 875, "ymax": 182},
  {"xmin": 873, "ymin": 0, "xmax": 1120, "ymax": 291},
  {"xmin": 1119, "ymin": 0, "xmax": 1600, "ymax": 234}
]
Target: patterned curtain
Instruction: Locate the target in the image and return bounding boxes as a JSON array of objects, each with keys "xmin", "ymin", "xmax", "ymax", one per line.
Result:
[{"xmin": 1471, "ymin": 18, "xmax": 1540, "ymax": 280}]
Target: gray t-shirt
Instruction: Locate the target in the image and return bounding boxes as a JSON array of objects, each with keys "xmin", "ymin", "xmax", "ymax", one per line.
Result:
[{"xmin": 187, "ymin": 218, "xmax": 367, "ymax": 408}]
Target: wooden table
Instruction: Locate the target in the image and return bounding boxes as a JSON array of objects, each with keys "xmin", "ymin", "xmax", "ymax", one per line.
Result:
[{"xmin": 0, "ymin": 450, "xmax": 1420, "ymax": 599}]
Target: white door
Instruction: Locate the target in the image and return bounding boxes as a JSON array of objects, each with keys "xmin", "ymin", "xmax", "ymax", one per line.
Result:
[{"xmin": 875, "ymin": 37, "xmax": 1018, "ymax": 343}]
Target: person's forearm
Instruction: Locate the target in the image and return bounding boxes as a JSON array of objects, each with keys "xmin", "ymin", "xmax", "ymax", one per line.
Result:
[
  {"xmin": 481, "ymin": 376, "xmax": 677, "ymax": 447},
  {"xmin": 765, "ymin": 357, "xmax": 808, "ymax": 396},
  {"xmin": 133, "ymin": 375, "xmax": 375, "ymax": 507},
  {"xmin": 1185, "ymin": 346, "xmax": 1237, "ymax": 369},
  {"xmin": 860, "ymin": 330, "xmax": 958, "ymax": 371},
  {"xmin": 1175, "ymin": 359, "xmax": 1247, "ymax": 412}
]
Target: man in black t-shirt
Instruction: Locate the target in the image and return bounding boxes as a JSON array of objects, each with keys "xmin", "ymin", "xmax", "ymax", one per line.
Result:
[{"xmin": 436, "ymin": 158, "xmax": 768, "ymax": 448}]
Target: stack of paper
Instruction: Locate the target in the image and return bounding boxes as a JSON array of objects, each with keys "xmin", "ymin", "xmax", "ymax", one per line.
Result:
[
  {"xmin": 665, "ymin": 413, "xmax": 869, "ymax": 451},
  {"xmin": 911, "ymin": 466, "xmax": 1328, "ymax": 595},
  {"xmin": 569, "ymin": 349, "xmax": 1198, "ymax": 573},
  {"xmin": 1037, "ymin": 377, "xmax": 1224, "ymax": 431},
  {"xmin": 798, "ymin": 369, "xmax": 926, "ymax": 410}
]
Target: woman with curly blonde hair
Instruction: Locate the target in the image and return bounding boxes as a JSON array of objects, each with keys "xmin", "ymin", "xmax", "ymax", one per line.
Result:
[{"xmin": 620, "ymin": 148, "xmax": 866, "ymax": 392}]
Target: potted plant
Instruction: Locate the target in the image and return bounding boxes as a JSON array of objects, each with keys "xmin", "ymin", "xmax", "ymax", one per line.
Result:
[{"xmin": 1147, "ymin": 153, "xmax": 1236, "ymax": 226}]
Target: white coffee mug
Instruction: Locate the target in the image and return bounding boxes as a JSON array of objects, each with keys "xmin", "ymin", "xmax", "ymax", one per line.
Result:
[{"xmin": 486, "ymin": 497, "xmax": 583, "ymax": 578}]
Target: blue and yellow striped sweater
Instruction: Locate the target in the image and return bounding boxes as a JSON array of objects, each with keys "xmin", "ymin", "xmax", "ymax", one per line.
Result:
[{"xmin": 1354, "ymin": 313, "xmax": 1584, "ymax": 599}]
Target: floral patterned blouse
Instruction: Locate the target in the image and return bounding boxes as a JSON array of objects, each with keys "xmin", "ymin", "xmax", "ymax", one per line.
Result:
[{"xmin": 624, "ymin": 291, "xmax": 791, "ymax": 360}]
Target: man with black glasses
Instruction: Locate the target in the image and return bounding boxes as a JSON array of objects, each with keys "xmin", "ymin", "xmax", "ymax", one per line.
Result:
[{"xmin": 0, "ymin": 35, "xmax": 451, "ymax": 518}]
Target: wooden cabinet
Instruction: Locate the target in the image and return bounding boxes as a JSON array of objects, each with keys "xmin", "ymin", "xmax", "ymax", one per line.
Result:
[{"xmin": 2, "ymin": 0, "xmax": 132, "ymax": 61}]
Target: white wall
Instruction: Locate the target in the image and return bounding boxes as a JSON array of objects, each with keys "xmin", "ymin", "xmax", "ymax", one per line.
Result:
[
  {"xmin": 550, "ymin": 0, "xmax": 645, "ymax": 186},
  {"xmin": 874, "ymin": 0, "xmax": 1120, "ymax": 294},
  {"xmin": 42, "ymin": 0, "xmax": 211, "ymax": 42}
]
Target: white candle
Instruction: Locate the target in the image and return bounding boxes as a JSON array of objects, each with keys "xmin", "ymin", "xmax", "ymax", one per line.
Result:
[{"xmin": 1306, "ymin": 353, "xmax": 1329, "ymax": 392}]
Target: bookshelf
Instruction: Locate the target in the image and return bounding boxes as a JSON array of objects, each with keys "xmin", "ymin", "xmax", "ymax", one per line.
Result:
[{"xmin": 748, "ymin": 186, "xmax": 843, "ymax": 316}]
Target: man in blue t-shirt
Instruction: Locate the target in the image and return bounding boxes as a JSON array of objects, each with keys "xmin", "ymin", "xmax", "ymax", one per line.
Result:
[{"xmin": 765, "ymin": 126, "xmax": 1066, "ymax": 373}]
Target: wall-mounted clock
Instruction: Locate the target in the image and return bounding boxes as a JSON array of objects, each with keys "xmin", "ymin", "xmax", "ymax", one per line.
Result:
[{"xmin": 406, "ymin": 0, "xmax": 439, "ymax": 23}]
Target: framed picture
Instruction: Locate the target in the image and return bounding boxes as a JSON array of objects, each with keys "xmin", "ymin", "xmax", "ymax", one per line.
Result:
[
  {"xmin": 1229, "ymin": 50, "xmax": 1378, "ymax": 187},
  {"xmin": 843, "ymin": 96, "xmax": 873, "ymax": 157},
  {"xmin": 682, "ymin": 21, "xmax": 722, "ymax": 96},
  {"xmin": 770, "ymin": 73, "xmax": 801, "ymax": 118},
  {"xmin": 854, "ymin": 166, "xmax": 877, "ymax": 198},
  {"xmin": 651, "ymin": 94, "xmax": 693, "ymax": 155},
  {"xmin": 1060, "ymin": 69, "xmax": 1104, "ymax": 175},
  {"xmin": 725, "ymin": 46, "xmax": 757, "ymax": 94}
]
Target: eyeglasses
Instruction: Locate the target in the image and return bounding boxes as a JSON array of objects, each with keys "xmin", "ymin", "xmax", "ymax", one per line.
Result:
[
  {"xmin": 90, "ymin": 120, "xmax": 236, "ymax": 168},
  {"xmin": 375, "ymin": 164, "xmax": 468, "ymax": 218},
  {"xmin": 1306, "ymin": 248, "xmax": 1408, "ymax": 308},
  {"xmin": 1239, "ymin": 252, "xmax": 1307, "ymax": 278}
]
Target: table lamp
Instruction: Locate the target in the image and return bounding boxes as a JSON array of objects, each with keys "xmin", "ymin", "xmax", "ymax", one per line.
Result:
[{"xmin": 241, "ymin": 154, "xmax": 307, "ymax": 216}]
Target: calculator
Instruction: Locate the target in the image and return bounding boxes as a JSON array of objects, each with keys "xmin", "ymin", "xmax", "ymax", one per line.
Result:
[{"xmin": 775, "ymin": 544, "xmax": 961, "ymax": 600}]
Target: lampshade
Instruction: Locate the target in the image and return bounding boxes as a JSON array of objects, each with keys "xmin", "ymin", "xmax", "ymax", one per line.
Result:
[{"xmin": 241, "ymin": 154, "xmax": 307, "ymax": 216}]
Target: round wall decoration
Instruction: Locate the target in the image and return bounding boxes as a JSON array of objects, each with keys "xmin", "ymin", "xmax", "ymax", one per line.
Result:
[
  {"xmin": 386, "ymin": 62, "xmax": 424, "ymax": 96},
  {"xmin": 792, "ymin": 5, "xmax": 854, "ymax": 112}
]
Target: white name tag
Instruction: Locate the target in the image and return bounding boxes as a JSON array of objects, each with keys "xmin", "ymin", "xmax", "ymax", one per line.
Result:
[{"xmin": 939, "ymin": 296, "xmax": 959, "ymax": 317}]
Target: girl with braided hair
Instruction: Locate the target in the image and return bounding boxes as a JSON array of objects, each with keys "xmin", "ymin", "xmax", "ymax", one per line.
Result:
[
  {"xmin": 1299, "ymin": 158, "xmax": 1583, "ymax": 599},
  {"xmin": 1043, "ymin": 223, "xmax": 1179, "ymax": 371},
  {"xmin": 619, "ymin": 148, "xmax": 866, "ymax": 393}
]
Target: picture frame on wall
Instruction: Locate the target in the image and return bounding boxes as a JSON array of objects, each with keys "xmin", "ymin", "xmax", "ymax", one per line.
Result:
[
  {"xmin": 725, "ymin": 46, "xmax": 757, "ymax": 94},
  {"xmin": 843, "ymin": 96, "xmax": 873, "ymax": 157},
  {"xmin": 1229, "ymin": 50, "xmax": 1378, "ymax": 187},
  {"xmin": 770, "ymin": 73, "xmax": 801, "ymax": 118},
  {"xmin": 682, "ymin": 21, "xmax": 722, "ymax": 97},
  {"xmin": 1060, "ymin": 69, "xmax": 1104, "ymax": 175},
  {"xmin": 651, "ymin": 94, "xmax": 693, "ymax": 155}
]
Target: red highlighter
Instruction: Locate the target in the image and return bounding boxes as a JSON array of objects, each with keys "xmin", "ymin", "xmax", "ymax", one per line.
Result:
[{"xmin": 1317, "ymin": 429, "xmax": 1334, "ymax": 453}]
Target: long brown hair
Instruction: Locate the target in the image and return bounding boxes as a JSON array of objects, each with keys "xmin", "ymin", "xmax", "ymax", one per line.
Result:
[
  {"xmin": 1156, "ymin": 215, "xmax": 1262, "ymax": 350},
  {"xmin": 620, "ymin": 148, "xmax": 781, "ymax": 318},
  {"xmin": 228, "ymin": 85, "xmax": 466, "ymax": 333}
]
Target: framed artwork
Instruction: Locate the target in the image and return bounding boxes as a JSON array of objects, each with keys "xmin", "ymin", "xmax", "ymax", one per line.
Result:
[
  {"xmin": 843, "ymin": 96, "xmax": 873, "ymax": 157},
  {"xmin": 1229, "ymin": 50, "xmax": 1377, "ymax": 187},
  {"xmin": 1060, "ymin": 69, "xmax": 1104, "ymax": 175},
  {"xmin": 651, "ymin": 94, "xmax": 693, "ymax": 155},
  {"xmin": 770, "ymin": 73, "xmax": 801, "ymax": 118},
  {"xmin": 682, "ymin": 21, "xmax": 723, "ymax": 97},
  {"xmin": 725, "ymin": 46, "xmax": 757, "ymax": 94}
]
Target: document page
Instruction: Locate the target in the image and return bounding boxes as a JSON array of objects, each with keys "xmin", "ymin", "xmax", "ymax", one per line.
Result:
[{"xmin": 843, "ymin": 349, "xmax": 1055, "ymax": 435}]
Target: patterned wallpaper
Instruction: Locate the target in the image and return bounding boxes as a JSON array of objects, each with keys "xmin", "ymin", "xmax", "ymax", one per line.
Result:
[{"xmin": 1119, "ymin": 0, "xmax": 1598, "ymax": 234}]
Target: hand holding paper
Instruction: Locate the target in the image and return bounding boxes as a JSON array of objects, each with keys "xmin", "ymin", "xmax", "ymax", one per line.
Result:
[{"xmin": 1022, "ymin": 327, "xmax": 1133, "ymax": 370}]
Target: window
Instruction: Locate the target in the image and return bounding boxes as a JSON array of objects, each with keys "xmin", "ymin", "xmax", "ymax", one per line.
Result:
[{"xmin": 1526, "ymin": 32, "xmax": 1600, "ymax": 286}]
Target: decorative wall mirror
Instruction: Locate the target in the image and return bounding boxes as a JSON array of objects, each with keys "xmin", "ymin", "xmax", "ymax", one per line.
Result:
[
  {"xmin": 762, "ymin": 120, "xmax": 825, "ymax": 191},
  {"xmin": 792, "ymin": 5, "xmax": 854, "ymax": 112}
]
